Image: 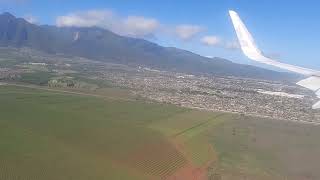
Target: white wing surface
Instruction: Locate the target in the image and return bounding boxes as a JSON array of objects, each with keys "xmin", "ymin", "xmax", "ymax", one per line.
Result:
[{"xmin": 229, "ymin": 10, "xmax": 320, "ymax": 109}]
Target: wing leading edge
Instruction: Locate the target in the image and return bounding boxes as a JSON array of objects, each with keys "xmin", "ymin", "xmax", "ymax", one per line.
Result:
[{"xmin": 229, "ymin": 10, "xmax": 320, "ymax": 109}]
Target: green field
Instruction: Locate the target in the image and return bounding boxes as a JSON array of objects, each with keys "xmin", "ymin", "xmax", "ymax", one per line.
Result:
[
  {"xmin": 1, "ymin": 85, "xmax": 320, "ymax": 180},
  {"xmin": 207, "ymin": 116, "xmax": 320, "ymax": 180},
  {"xmin": 0, "ymin": 85, "xmax": 208, "ymax": 179}
]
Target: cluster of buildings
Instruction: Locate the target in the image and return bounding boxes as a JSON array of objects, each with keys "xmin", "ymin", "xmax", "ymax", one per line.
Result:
[
  {"xmin": 0, "ymin": 68, "xmax": 23, "ymax": 80},
  {"xmin": 1, "ymin": 47, "xmax": 319, "ymax": 123},
  {"xmin": 98, "ymin": 68, "xmax": 319, "ymax": 123}
]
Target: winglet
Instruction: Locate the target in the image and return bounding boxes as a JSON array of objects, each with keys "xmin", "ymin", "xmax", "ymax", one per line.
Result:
[
  {"xmin": 229, "ymin": 10, "xmax": 263, "ymax": 61},
  {"xmin": 229, "ymin": 10, "xmax": 320, "ymax": 76},
  {"xmin": 228, "ymin": 10, "xmax": 237, "ymax": 18}
]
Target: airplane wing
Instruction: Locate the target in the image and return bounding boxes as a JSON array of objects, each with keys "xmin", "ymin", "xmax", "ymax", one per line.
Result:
[{"xmin": 229, "ymin": 10, "xmax": 320, "ymax": 109}]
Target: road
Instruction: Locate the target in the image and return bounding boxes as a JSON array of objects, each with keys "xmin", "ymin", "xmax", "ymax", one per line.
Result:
[{"xmin": 6, "ymin": 83, "xmax": 136, "ymax": 102}]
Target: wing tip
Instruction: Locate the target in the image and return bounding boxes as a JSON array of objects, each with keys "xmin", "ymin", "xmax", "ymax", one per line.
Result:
[{"xmin": 229, "ymin": 10, "xmax": 237, "ymax": 17}]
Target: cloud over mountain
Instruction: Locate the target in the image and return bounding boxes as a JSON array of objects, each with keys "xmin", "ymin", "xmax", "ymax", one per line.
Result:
[
  {"xmin": 201, "ymin": 36, "xmax": 221, "ymax": 46},
  {"xmin": 201, "ymin": 35, "xmax": 240, "ymax": 50},
  {"xmin": 174, "ymin": 25, "xmax": 204, "ymax": 40},
  {"xmin": 56, "ymin": 9, "xmax": 207, "ymax": 41},
  {"xmin": 56, "ymin": 10, "xmax": 159, "ymax": 38}
]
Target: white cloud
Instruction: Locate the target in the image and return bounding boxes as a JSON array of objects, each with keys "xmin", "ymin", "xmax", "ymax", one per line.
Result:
[
  {"xmin": 124, "ymin": 16, "xmax": 159, "ymax": 37},
  {"xmin": 201, "ymin": 36, "xmax": 241, "ymax": 50},
  {"xmin": 56, "ymin": 10, "xmax": 159, "ymax": 38},
  {"xmin": 56, "ymin": 10, "xmax": 113, "ymax": 28},
  {"xmin": 201, "ymin": 36, "xmax": 221, "ymax": 46},
  {"xmin": 225, "ymin": 41, "xmax": 240, "ymax": 50},
  {"xmin": 175, "ymin": 25, "xmax": 203, "ymax": 40},
  {"xmin": 56, "ymin": 9, "xmax": 209, "ymax": 41},
  {"xmin": 24, "ymin": 15, "xmax": 38, "ymax": 24}
]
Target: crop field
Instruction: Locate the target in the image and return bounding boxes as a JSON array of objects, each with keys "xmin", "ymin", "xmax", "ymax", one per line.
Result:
[
  {"xmin": 0, "ymin": 85, "xmax": 213, "ymax": 180},
  {"xmin": 1, "ymin": 85, "xmax": 320, "ymax": 180},
  {"xmin": 207, "ymin": 116, "xmax": 320, "ymax": 180},
  {"xmin": 148, "ymin": 105, "xmax": 320, "ymax": 180}
]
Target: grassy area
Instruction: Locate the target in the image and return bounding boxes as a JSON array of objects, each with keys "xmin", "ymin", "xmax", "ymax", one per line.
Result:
[
  {"xmin": 207, "ymin": 116, "xmax": 320, "ymax": 180},
  {"xmin": 148, "ymin": 104, "xmax": 320, "ymax": 180},
  {"xmin": 0, "ymin": 59, "xmax": 22, "ymax": 67},
  {"xmin": 72, "ymin": 75, "xmax": 114, "ymax": 88},
  {"xmin": 18, "ymin": 72, "xmax": 54, "ymax": 85},
  {"xmin": 1, "ymin": 85, "xmax": 320, "ymax": 180},
  {"xmin": 149, "ymin": 111, "xmax": 233, "ymax": 167},
  {"xmin": 0, "ymin": 85, "xmax": 204, "ymax": 179}
]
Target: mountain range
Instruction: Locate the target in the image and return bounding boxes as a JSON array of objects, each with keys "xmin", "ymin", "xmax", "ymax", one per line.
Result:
[{"xmin": 0, "ymin": 12, "xmax": 298, "ymax": 81}]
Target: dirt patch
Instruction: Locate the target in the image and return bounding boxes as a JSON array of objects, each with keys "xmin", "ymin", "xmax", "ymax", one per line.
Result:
[
  {"xmin": 124, "ymin": 139, "xmax": 188, "ymax": 179},
  {"xmin": 166, "ymin": 163, "xmax": 207, "ymax": 180},
  {"xmin": 165, "ymin": 139, "xmax": 217, "ymax": 180}
]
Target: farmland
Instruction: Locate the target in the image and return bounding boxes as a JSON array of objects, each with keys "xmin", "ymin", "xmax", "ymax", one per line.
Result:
[
  {"xmin": 0, "ymin": 85, "xmax": 207, "ymax": 180},
  {"xmin": 1, "ymin": 85, "xmax": 320, "ymax": 180},
  {"xmin": 207, "ymin": 116, "xmax": 320, "ymax": 180}
]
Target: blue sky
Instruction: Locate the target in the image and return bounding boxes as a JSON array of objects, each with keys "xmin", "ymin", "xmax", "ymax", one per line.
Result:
[{"xmin": 2, "ymin": 0, "xmax": 320, "ymax": 70}]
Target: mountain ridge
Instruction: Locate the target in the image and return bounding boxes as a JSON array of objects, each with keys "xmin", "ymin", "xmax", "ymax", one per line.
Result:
[{"xmin": 0, "ymin": 12, "xmax": 298, "ymax": 81}]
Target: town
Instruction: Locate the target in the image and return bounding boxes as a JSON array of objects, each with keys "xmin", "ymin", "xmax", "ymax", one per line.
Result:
[
  {"xmin": 99, "ymin": 66, "xmax": 319, "ymax": 123},
  {"xmin": 0, "ymin": 47, "xmax": 319, "ymax": 123}
]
